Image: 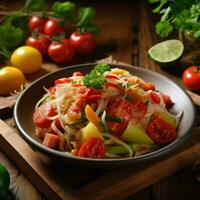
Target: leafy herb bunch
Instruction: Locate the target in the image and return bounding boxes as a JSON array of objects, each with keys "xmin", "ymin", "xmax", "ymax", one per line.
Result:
[
  {"xmin": 149, "ymin": 0, "xmax": 200, "ymax": 38},
  {"xmin": 0, "ymin": 0, "xmax": 100, "ymax": 61}
]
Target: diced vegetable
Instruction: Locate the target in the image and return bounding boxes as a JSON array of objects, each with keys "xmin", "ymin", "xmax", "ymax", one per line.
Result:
[
  {"xmin": 85, "ymin": 104, "xmax": 101, "ymax": 130},
  {"xmin": 121, "ymin": 123, "xmax": 155, "ymax": 144},
  {"xmin": 78, "ymin": 122, "xmax": 103, "ymax": 144},
  {"xmin": 77, "ymin": 137, "xmax": 105, "ymax": 158},
  {"xmin": 106, "ymin": 145, "xmax": 129, "ymax": 155},
  {"xmin": 42, "ymin": 133, "xmax": 60, "ymax": 149},
  {"xmin": 155, "ymin": 111, "xmax": 177, "ymax": 128}
]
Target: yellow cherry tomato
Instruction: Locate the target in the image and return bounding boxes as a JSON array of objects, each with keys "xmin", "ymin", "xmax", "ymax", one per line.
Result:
[
  {"xmin": 11, "ymin": 46, "xmax": 42, "ymax": 74},
  {"xmin": 0, "ymin": 66, "xmax": 25, "ymax": 96}
]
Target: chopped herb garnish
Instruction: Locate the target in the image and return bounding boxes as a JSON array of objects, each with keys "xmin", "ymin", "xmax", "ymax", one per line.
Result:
[
  {"xmin": 83, "ymin": 63, "xmax": 110, "ymax": 89},
  {"xmin": 124, "ymin": 95, "xmax": 132, "ymax": 101},
  {"xmin": 105, "ymin": 115, "xmax": 122, "ymax": 123},
  {"xmin": 126, "ymin": 82, "xmax": 132, "ymax": 88}
]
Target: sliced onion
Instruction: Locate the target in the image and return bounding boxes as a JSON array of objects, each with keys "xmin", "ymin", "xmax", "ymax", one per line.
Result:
[
  {"xmin": 51, "ymin": 120, "xmax": 64, "ymax": 137},
  {"xmin": 35, "ymin": 94, "xmax": 50, "ymax": 109},
  {"xmin": 95, "ymin": 99, "xmax": 105, "ymax": 116},
  {"xmin": 46, "ymin": 115, "xmax": 59, "ymax": 120},
  {"xmin": 103, "ymin": 133, "xmax": 133, "ymax": 157},
  {"xmin": 101, "ymin": 111, "xmax": 106, "ymax": 125}
]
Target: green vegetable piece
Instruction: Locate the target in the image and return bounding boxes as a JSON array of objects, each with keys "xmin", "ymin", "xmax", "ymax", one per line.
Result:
[
  {"xmin": 0, "ymin": 164, "xmax": 10, "ymax": 191},
  {"xmin": 83, "ymin": 64, "xmax": 110, "ymax": 89},
  {"xmin": 121, "ymin": 123, "xmax": 155, "ymax": 144},
  {"xmin": 52, "ymin": 1, "xmax": 76, "ymax": 20},
  {"xmin": 106, "ymin": 145, "xmax": 129, "ymax": 155},
  {"xmin": 156, "ymin": 111, "xmax": 177, "ymax": 128},
  {"xmin": 24, "ymin": 0, "xmax": 46, "ymax": 12},
  {"xmin": 105, "ymin": 115, "xmax": 122, "ymax": 123},
  {"xmin": 76, "ymin": 7, "xmax": 96, "ymax": 27}
]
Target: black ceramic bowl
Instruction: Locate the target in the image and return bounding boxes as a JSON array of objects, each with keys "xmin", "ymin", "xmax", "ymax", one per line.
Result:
[{"xmin": 14, "ymin": 63, "xmax": 197, "ymax": 168}]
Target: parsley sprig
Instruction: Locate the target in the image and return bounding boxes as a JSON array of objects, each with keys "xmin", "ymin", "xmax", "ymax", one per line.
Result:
[
  {"xmin": 149, "ymin": 0, "xmax": 200, "ymax": 38},
  {"xmin": 83, "ymin": 64, "xmax": 110, "ymax": 89}
]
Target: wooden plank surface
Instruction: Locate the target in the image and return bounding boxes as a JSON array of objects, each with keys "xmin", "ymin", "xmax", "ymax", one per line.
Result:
[{"xmin": 0, "ymin": 119, "xmax": 200, "ymax": 200}]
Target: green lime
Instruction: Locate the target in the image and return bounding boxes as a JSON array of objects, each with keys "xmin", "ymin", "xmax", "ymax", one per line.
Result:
[
  {"xmin": 148, "ymin": 39, "xmax": 184, "ymax": 66},
  {"xmin": 0, "ymin": 164, "xmax": 10, "ymax": 191}
]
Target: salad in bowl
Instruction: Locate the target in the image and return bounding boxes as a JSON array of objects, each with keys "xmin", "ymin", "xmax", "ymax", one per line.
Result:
[{"xmin": 33, "ymin": 64, "xmax": 181, "ymax": 159}]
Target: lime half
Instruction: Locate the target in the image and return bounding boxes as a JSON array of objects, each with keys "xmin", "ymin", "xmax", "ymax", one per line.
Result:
[{"xmin": 148, "ymin": 39, "xmax": 184, "ymax": 65}]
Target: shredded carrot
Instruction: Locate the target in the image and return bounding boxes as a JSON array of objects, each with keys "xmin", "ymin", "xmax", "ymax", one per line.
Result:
[{"xmin": 85, "ymin": 104, "xmax": 101, "ymax": 130}]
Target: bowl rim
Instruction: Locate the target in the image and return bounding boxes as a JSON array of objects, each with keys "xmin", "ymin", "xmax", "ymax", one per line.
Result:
[{"xmin": 14, "ymin": 63, "xmax": 197, "ymax": 164}]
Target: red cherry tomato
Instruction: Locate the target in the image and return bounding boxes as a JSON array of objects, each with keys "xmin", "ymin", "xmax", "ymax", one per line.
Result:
[
  {"xmin": 146, "ymin": 113, "xmax": 177, "ymax": 145},
  {"xmin": 182, "ymin": 66, "xmax": 200, "ymax": 91},
  {"xmin": 44, "ymin": 19, "xmax": 65, "ymax": 36},
  {"xmin": 28, "ymin": 16, "xmax": 46, "ymax": 33},
  {"xmin": 48, "ymin": 40, "xmax": 75, "ymax": 63},
  {"xmin": 26, "ymin": 36, "xmax": 51, "ymax": 56},
  {"xmin": 69, "ymin": 32, "xmax": 96, "ymax": 55},
  {"xmin": 106, "ymin": 97, "xmax": 134, "ymax": 136},
  {"xmin": 33, "ymin": 103, "xmax": 56, "ymax": 128},
  {"xmin": 77, "ymin": 137, "xmax": 105, "ymax": 159}
]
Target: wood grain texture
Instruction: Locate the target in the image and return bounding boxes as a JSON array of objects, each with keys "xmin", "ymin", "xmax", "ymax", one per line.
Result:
[{"xmin": 0, "ymin": 120, "xmax": 200, "ymax": 200}]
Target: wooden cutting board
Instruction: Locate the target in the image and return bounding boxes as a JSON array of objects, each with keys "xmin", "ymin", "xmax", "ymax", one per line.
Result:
[{"xmin": 0, "ymin": 119, "xmax": 200, "ymax": 200}]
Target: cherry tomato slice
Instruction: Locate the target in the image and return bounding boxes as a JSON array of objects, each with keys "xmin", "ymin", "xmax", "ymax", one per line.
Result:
[
  {"xmin": 105, "ymin": 74, "xmax": 120, "ymax": 80},
  {"xmin": 77, "ymin": 137, "xmax": 105, "ymax": 159},
  {"xmin": 131, "ymin": 100, "xmax": 148, "ymax": 122},
  {"xmin": 33, "ymin": 103, "xmax": 56, "ymax": 128},
  {"xmin": 146, "ymin": 113, "xmax": 177, "ymax": 145},
  {"xmin": 54, "ymin": 77, "xmax": 72, "ymax": 85},
  {"xmin": 150, "ymin": 92, "xmax": 161, "ymax": 104},
  {"xmin": 106, "ymin": 97, "xmax": 134, "ymax": 136},
  {"xmin": 106, "ymin": 82, "xmax": 125, "ymax": 94}
]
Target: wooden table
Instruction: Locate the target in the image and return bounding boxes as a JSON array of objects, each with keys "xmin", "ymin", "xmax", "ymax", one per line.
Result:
[{"xmin": 0, "ymin": 0, "xmax": 200, "ymax": 200}]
